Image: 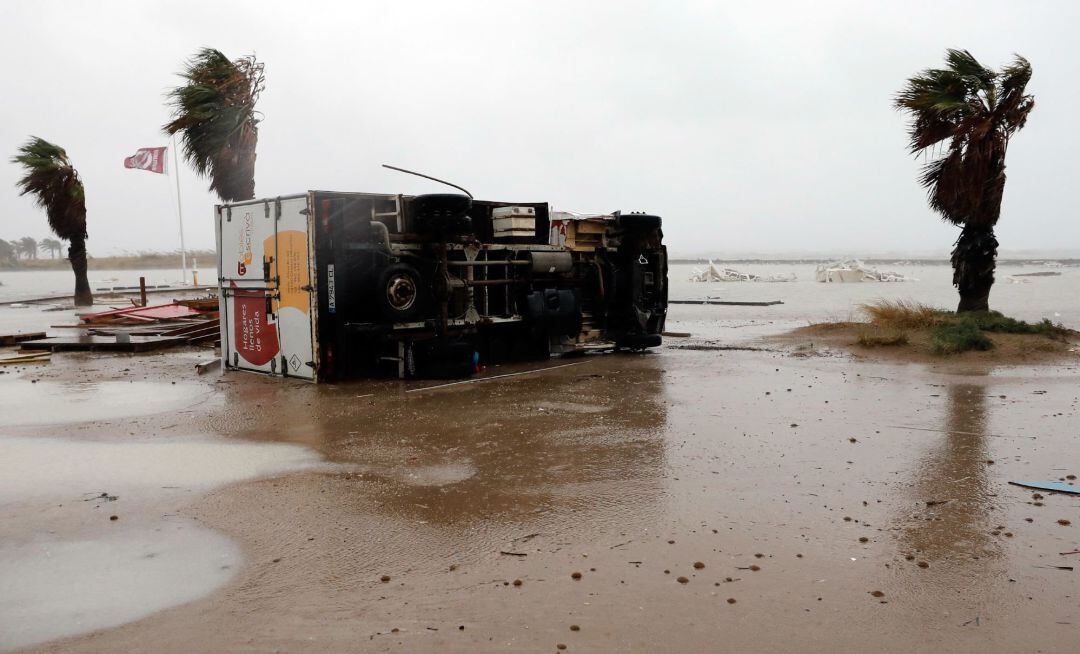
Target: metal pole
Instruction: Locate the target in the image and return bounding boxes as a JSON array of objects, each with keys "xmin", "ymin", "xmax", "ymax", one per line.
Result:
[{"xmin": 171, "ymin": 136, "xmax": 188, "ymax": 284}]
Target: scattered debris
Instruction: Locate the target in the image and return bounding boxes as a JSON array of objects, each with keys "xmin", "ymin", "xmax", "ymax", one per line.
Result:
[
  {"xmin": 1009, "ymin": 481, "xmax": 1080, "ymax": 495},
  {"xmin": 20, "ymin": 300, "xmax": 219, "ymax": 352},
  {"xmin": 689, "ymin": 261, "xmax": 796, "ymax": 283},
  {"xmin": 815, "ymin": 259, "xmax": 913, "ymax": 283},
  {"xmin": 0, "ymin": 331, "xmax": 46, "ymax": 346},
  {"xmin": 196, "ymin": 358, "xmax": 222, "ymax": 375}
]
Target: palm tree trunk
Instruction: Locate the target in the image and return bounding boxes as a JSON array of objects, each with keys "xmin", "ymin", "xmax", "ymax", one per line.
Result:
[
  {"xmin": 67, "ymin": 236, "xmax": 93, "ymax": 306},
  {"xmin": 951, "ymin": 226, "xmax": 998, "ymax": 313}
]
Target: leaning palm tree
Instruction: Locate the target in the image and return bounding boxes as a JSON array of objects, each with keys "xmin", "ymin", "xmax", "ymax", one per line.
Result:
[
  {"xmin": 11, "ymin": 138, "xmax": 93, "ymax": 305},
  {"xmin": 895, "ymin": 49, "xmax": 1034, "ymax": 312},
  {"xmin": 163, "ymin": 48, "xmax": 264, "ymax": 202},
  {"xmin": 0, "ymin": 239, "xmax": 15, "ymax": 264},
  {"xmin": 18, "ymin": 236, "xmax": 38, "ymax": 260},
  {"xmin": 40, "ymin": 237, "xmax": 63, "ymax": 259}
]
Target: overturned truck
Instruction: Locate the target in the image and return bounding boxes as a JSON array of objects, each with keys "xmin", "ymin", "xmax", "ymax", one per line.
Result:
[{"xmin": 216, "ymin": 187, "xmax": 667, "ymax": 381}]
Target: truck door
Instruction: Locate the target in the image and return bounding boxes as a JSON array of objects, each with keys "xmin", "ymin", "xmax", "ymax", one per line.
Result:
[
  {"xmin": 218, "ymin": 200, "xmax": 280, "ymax": 375},
  {"xmin": 272, "ymin": 196, "xmax": 317, "ymax": 380}
]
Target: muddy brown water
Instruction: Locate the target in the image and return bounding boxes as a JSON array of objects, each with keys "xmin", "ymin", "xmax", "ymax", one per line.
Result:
[{"xmin": 2, "ymin": 317, "xmax": 1079, "ymax": 651}]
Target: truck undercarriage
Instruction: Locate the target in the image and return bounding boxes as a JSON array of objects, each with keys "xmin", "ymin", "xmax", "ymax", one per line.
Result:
[{"xmin": 216, "ymin": 190, "xmax": 667, "ymax": 381}]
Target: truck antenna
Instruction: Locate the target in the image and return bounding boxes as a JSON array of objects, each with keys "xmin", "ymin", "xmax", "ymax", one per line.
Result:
[{"xmin": 382, "ymin": 164, "xmax": 473, "ymax": 199}]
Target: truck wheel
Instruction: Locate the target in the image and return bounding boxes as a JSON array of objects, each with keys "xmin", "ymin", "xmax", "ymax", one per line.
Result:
[
  {"xmin": 618, "ymin": 213, "xmax": 662, "ymax": 233},
  {"xmin": 376, "ymin": 263, "xmax": 424, "ymax": 323}
]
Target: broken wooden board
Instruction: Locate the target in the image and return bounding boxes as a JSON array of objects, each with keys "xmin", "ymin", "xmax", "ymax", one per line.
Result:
[
  {"xmin": 0, "ymin": 332, "xmax": 46, "ymax": 346},
  {"xmin": 0, "ymin": 352, "xmax": 51, "ymax": 365},
  {"xmin": 18, "ymin": 335, "xmax": 187, "ymax": 353},
  {"xmin": 78, "ymin": 301, "xmax": 215, "ymax": 326},
  {"xmin": 1009, "ymin": 481, "xmax": 1080, "ymax": 495}
]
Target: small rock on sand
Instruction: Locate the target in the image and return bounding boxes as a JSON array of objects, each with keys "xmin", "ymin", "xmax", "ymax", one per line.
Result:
[{"xmin": 693, "ymin": 561, "xmax": 705, "ymax": 569}]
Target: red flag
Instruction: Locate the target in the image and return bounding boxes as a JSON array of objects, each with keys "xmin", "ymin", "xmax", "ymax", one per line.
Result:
[{"xmin": 124, "ymin": 147, "xmax": 167, "ymax": 174}]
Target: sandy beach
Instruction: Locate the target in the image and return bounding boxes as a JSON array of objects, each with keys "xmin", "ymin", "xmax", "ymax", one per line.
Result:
[{"xmin": 2, "ymin": 297, "xmax": 1078, "ymax": 653}]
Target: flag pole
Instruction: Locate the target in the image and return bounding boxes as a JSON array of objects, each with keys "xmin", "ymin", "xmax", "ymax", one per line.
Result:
[{"xmin": 170, "ymin": 136, "xmax": 188, "ymax": 284}]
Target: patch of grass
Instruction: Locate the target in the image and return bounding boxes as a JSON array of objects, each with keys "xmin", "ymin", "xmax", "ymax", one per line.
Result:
[
  {"xmin": 962, "ymin": 311, "xmax": 1062, "ymax": 336},
  {"xmin": 856, "ymin": 327, "xmax": 909, "ymax": 347},
  {"xmin": 932, "ymin": 321, "xmax": 993, "ymax": 354},
  {"xmin": 860, "ymin": 300, "xmax": 948, "ymax": 329}
]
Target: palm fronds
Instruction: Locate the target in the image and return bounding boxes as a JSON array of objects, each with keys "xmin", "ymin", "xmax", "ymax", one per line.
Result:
[
  {"xmin": 10, "ymin": 136, "xmax": 93, "ymax": 304},
  {"xmin": 11, "ymin": 137, "xmax": 87, "ymax": 241},
  {"xmin": 894, "ymin": 49, "xmax": 1034, "ymax": 229},
  {"xmin": 163, "ymin": 48, "xmax": 264, "ymax": 202}
]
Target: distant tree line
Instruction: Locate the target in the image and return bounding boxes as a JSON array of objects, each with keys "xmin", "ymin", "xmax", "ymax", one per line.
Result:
[
  {"xmin": 0, "ymin": 243, "xmax": 214, "ymax": 269},
  {"xmin": 0, "ymin": 236, "xmax": 63, "ymax": 263}
]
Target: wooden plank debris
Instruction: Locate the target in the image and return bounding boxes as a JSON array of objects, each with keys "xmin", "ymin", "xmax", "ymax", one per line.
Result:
[
  {"xmin": 0, "ymin": 352, "xmax": 51, "ymax": 365},
  {"xmin": 19, "ymin": 335, "xmax": 187, "ymax": 353},
  {"xmin": 0, "ymin": 332, "xmax": 46, "ymax": 346}
]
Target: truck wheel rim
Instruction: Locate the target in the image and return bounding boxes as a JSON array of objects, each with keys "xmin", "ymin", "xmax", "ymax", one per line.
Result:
[{"xmin": 387, "ymin": 275, "xmax": 417, "ymax": 311}]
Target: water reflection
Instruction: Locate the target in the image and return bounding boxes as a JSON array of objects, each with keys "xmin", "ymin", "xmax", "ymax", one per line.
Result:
[
  {"xmin": 220, "ymin": 356, "xmax": 669, "ymax": 526},
  {"xmin": 899, "ymin": 382, "xmax": 999, "ymax": 566}
]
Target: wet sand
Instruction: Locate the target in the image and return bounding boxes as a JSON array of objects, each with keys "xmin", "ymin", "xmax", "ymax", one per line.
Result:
[{"xmin": 2, "ymin": 327, "xmax": 1080, "ymax": 652}]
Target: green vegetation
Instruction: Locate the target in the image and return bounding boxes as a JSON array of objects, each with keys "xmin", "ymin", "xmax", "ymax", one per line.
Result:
[
  {"xmin": 895, "ymin": 49, "xmax": 1035, "ymax": 313},
  {"xmin": 859, "ymin": 300, "xmax": 1067, "ymax": 354},
  {"xmin": 931, "ymin": 321, "xmax": 993, "ymax": 354}
]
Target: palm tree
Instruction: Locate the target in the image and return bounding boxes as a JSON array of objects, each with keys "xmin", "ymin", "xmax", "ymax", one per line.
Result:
[
  {"xmin": 0, "ymin": 239, "xmax": 15, "ymax": 264},
  {"xmin": 18, "ymin": 236, "xmax": 39, "ymax": 260},
  {"xmin": 163, "ymin": 48, "xmax": 264, "ymax": 202},
  {"xmin": 895, "ymin": 49, "xmax": 1034, "ymax": 312},
  {"xmin": 40, "ymin": 237, "xmax": 62, "ymax": 259},
  {"xmin": 11, "ymin": 138, "xmax": 93, "ymax": 305}
]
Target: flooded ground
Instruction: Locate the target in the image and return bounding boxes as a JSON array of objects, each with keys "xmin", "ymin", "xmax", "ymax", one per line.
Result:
[{"xmin": 1, "ymin": 274, "xmax": 1079, "ymax": 652}]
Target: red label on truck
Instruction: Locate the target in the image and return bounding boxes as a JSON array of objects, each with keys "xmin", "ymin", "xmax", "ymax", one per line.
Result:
[{"xmin": 231, "ymin": 282, "xmax": 279, "ymax": 366}]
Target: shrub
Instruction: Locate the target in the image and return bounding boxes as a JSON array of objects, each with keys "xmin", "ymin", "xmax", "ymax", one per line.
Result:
[
  {"xmin": 861, "ymin": 300, "xmax": 948, "ymax": 329},
  {"xmin": 932, "ymin": 321, "xmax": 993, "ymax": 354}
]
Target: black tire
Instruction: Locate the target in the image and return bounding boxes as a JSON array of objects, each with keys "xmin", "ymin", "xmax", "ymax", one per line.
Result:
[
  {"xmin": 618, "ymin": 213, "xmax": 662, "ymax": 233},
  {"xmin": 375, "ymin": 263, "xmax": 425, "ymax": 323}
]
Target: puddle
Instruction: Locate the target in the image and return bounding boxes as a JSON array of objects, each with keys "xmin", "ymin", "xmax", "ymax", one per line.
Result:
[
  {"xmin": 0, "ymin": 434, "xmax": 324, "ymax": 650},
  {"xmin": 399, "ymin": 461, "xmax": 478, "ymax": 487},
  {"xmin": 0, "ymin": 435, "xmax": 323, "ymax": 502},
  {"xmin": 0, "ymin": 380, "xmax": 211, "ymax": 427},
  {"xmin": 0, "ymin": 525, "xmax": 240, "ymax": 651}
]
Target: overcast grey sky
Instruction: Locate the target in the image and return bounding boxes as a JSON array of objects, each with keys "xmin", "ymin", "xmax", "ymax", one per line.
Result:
[{"xmin": 1, "ymin": 1, "xmax": 1076, "ymax": 257}]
